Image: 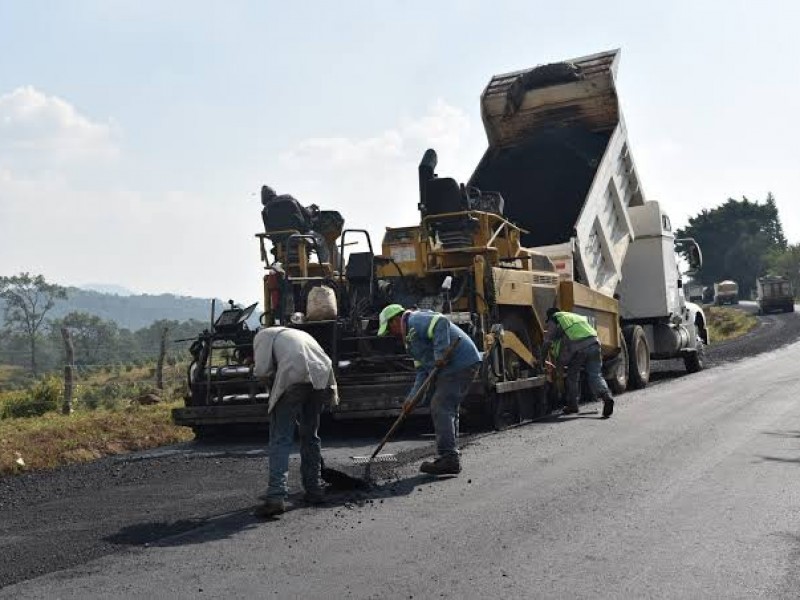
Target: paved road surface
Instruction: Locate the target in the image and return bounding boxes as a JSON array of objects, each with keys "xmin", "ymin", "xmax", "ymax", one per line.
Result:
[{"xmin": 3, "ymin": 328, "xmax": 800, "ymax": 597}]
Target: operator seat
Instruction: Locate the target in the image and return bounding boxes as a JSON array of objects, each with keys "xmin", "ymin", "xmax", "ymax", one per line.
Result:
[{"xmin": 423, "ymin": 177, "xmax": 476, "ymax": 249}]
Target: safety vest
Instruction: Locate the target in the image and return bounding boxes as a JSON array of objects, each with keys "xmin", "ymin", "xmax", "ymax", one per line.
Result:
[{"xmin": 554, "ymin": 311, "xmax": 597, "ymax": 341}]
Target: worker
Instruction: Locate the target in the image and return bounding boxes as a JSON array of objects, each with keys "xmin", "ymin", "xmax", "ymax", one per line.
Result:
[
  {"xmin": 378, "ymin": 304, "xmax": 481, "ymax": 475},
  {"xmin": 542, "ymin": 307, "xmax": 614, "ymax": 418},
  {"xmin": 252, "ymin": 326, "xmax": 338, "ymax": 517}
]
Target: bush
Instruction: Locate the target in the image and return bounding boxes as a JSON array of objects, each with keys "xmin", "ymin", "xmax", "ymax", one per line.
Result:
[{"xmin": 0, "ymin": 376, "xmax": 61, "ymax": 419}]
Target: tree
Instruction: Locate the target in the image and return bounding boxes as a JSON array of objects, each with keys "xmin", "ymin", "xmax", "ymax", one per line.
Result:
[
  {"xmin": 0, "ymin": 273, "xmax": 67, "ymax": 375},
  {"xmin": 767, "ymin": 243, "xmax": 800, "ymax": 299},
  {"xmin": 676, "ymin": 195, "xmax": 787, "ymax": 296},
  {"xmin": 51, "ymin": 311, "xmax": 120, "ymax": 367}
]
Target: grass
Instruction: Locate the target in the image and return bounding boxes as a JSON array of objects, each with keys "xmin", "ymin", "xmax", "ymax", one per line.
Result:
[
  {"xmin": 706, "ymin": 306, "xmax": 759, "ymax": 343},
  {"xmin": 0, "ymin": 401, "xmax": 194, "ymax": 476}
]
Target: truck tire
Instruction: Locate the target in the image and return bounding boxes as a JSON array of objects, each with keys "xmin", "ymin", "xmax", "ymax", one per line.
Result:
[
  {"xmin": 606, "ymin": 334, "xmax": 629, "ymax": 394},
  {"xmin": 684, "ymin": 338, "xmax": 706, "ymax": 373},
  {"xmin": 623, "ymin": 325, "xmax": 650, "ymax": 389}
]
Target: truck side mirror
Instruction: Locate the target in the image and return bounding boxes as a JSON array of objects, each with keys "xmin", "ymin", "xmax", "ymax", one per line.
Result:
[{"xmin": 676, "ymin": 238, "xmax": 703, "ymax": 272}]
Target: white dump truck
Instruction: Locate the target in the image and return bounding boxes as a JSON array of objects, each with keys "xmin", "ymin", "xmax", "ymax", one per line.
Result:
[{"xmin": 470, "ymin": 49, "xmax": 709, "ymax": 389}]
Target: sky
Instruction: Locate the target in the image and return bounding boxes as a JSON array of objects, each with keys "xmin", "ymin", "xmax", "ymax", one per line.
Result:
[{"xmin": 1, "ymin": 0, "xmax": 798, "ymax": 303}]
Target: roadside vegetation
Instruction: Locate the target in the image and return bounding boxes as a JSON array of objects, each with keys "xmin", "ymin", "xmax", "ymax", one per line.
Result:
[
  {"xmin": 706, "ymin": 306, "xmax": 759, "ymax": 343},
  {"xmin": 0, "ymin": 401, "xmax": 193, "ymax": 475},
  {"xmin": 0, "ymin": 360, "xmax": 194, "ymax": 476}
]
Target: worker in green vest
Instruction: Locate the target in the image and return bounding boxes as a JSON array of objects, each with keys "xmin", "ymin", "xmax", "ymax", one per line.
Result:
[{"xmin": 542, "ymin": 308, "xmax": 614, "ymax": 418}]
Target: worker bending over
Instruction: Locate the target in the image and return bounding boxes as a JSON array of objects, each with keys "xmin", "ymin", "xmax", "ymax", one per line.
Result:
[
  {"xmin": 252, "ymin": 327, "xmax": 338, "ymax": 517},
  {"xmin": 378, "ymin": 304, "xmax": 481, "ymax": 475},
  {"xmin": 542, "ymin": 308, "xmax": 614, "ymax": 419}
]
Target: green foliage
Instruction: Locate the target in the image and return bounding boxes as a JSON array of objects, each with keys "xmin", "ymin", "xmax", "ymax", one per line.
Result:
[
  {"xmin": 0, "ymin": 273, "xmax": 68, "ymax": 375},
  {"xmin": 0, "ymin": 375, "xmax": 61, "ymax": 419},
  {"xmin": 677, "ymin": 194, "xmax": 787, "ymax": 296}
]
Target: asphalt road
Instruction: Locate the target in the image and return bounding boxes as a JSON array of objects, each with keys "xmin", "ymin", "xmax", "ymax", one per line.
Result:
[{"xmin": 2, "ymin": 305, "xmax": 800, "ymax": 598}]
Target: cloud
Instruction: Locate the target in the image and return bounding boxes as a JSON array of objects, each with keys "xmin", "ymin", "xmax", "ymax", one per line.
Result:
[
  {"xmin": 281, "ymin": 99, "xmax": 472, "ymax": 171},
  {"xmin": 0, "ymin": 86, "xmax": 118, "ymax": 171},
  {"xmin": 275, "ymin": 100, "xmax": 484, "ymax": 248}
]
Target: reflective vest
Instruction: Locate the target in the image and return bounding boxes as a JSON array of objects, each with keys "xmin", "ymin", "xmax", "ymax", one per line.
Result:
[{"xmin": 553, "ymin": 311, "xmax": 597, "ymax": 341}]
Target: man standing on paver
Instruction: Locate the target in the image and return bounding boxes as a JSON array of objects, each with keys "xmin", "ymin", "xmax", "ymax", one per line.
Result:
[
  {"xmin": 378, "ymin": 304, "xmax": 481, "ymax": 476},
  {"xmin": 542, "ymin": 307, "xmax": 614, "ymax": 418},
  {"xmin": 252, "ymin": 327, "xmax": 338, "ymax": 517}
]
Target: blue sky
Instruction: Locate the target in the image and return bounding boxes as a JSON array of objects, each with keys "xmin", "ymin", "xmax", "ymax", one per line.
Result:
[{"xmin": 1, "ymin": 0, "xmax": 798, "ymax": 302}]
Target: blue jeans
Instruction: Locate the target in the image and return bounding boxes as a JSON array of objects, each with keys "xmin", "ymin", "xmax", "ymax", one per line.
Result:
[
  {"xmin": 566, "ymin": 342, "xmax": 611, "ymax": 409},
  {"xmin": 267, "ymin": 384, "xmax": 327, "ymax": 500},
  {"xmin": 430, "ymin": 365, "xmax": 478, "ymax": 459}
]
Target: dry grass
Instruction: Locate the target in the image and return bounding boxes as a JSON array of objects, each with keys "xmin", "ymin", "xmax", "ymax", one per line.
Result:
[
  {"xmin": 706, "ymin": 306, "xmax": 759, "ymax": 343},
  {"xmin": 0, "ymin": 402, "xmax": 193, "ymax": 476}
]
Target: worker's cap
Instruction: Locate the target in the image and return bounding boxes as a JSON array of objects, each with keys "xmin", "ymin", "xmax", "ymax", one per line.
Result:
[
  {"xmin": 377, "ymin": 304, "xmax": 405, "ymax": 336},
  {"xmin": 546, "ymin": 307, "xmax": 559, "ymax": 322}
]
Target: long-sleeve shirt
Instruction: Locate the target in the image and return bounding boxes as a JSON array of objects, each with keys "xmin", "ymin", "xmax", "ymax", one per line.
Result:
[
  {"xmin": 253, "ymin": 327, "xmax": 338, "ymax": 413},
  {"xmin": 403, "ymin": 311, "xmax": 482, "ymax": 401}
]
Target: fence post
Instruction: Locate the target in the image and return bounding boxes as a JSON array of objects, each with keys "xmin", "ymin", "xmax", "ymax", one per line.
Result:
[
  {"xmin": 60, "ymin": 327, "xmax": 74, "ymax": 415},
  {"xmin": 156, "ymin": 326, "xmax": 168, "ymax": 390}
]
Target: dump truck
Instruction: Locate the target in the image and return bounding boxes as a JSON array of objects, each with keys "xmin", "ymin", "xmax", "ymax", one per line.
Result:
[
  {"xmin": 469, "ymin": 48, "xmax": 709, "ymax": 380},
  {"xmin": 713, "ymin": 280, "xmax": 739, "ymax": 305},
  {"xmin": 756, "ymin": 275, "xmax": 795, "ymax": 314},
  {"xmin": 172, "ymin": 48, "xmax": 708, "ymax": 436}
]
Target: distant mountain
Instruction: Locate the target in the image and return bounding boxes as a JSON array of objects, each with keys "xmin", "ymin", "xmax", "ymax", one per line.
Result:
[
  {"xmin": 46, "ymin": 288, "xmax": 224, "ymax": 330},
  {"xmin": 79, "ymin": 283, "xmax": 138, "ymax": 296}
]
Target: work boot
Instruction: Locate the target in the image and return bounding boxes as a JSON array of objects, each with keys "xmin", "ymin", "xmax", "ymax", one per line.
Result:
[
  {"xmin": 601, "ymin": 397, "xmax": 614, "ymax": 419},
  {"xmin": 303, "ymin": 489, "xmax": 327, "ymax": 506},
  {"xmin": 420, "ymin": 455, "xmax": 461, "ymax": 476},
  {"xmin": 562, "ymin": 404, "xmax": 579, "ymax": 415},
  {"xmin": 254, "ymin": 497, "xmax": 286, "ymax": 518}
]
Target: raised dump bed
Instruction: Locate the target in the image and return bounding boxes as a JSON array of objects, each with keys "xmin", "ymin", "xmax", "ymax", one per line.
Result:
[{"xmin": 470, "ymin": 49, "xmax": 644, "ymax": 297}]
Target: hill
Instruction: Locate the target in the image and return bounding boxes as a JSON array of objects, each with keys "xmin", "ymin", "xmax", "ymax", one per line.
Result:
[{"xmin": 46, "ymin": 288, "xmax": 223, "ymax": 330}]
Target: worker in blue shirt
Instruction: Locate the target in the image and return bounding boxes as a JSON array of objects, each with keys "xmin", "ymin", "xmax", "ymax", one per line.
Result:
[{"xmin": 378, "ymin": 304, "xmax": 482, "ymax": 475}]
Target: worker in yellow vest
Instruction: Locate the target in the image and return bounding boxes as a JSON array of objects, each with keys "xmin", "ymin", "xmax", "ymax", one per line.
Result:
[{"xmin": 542, "ymin": 308, "xmax": 614, "ymax": 419}]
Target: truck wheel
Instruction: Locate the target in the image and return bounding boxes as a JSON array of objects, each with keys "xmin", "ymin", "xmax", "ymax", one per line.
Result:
[
  {"xmin": 684, "ymin": 338, "xmax": 706, "ymax": 373},
  {"xmin": 623, "ymin": 325, "xmax": 650, "ymax": 389},
  {"xmin": 606, "ymin": 334, "xmax": 629, "ymax": 394}
]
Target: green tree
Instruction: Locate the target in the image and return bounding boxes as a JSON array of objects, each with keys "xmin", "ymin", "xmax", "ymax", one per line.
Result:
[
  {"xmin": 676, "ymin": 195, "xmax": 787, "ymax": 296},
  {"xmin": 51, "ymin": 311, "xmax": 121, "ymax": 367},
  {"xmin": 767, "ymin": 243, "xmax": 800, "ymax": 299},
  {"xmin": 0, "ymin": 273, "xmax": 67, "ymax": 375}
]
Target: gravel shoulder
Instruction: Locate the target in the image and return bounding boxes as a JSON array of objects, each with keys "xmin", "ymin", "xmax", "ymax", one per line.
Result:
[{"xmin": 1, "ymin": 304, "xmax": 798, "ymax": 589}]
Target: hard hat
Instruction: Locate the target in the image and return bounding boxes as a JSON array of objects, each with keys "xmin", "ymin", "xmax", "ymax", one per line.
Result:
[{"xmin": 378, "ymin": 304, "xmax": 405, "ymax": 336}]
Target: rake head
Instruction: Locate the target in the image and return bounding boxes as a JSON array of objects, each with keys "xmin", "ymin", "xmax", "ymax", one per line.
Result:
[{"xmin": 350, "ymin": 453, "xmax": 397, "ymax": 465}]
